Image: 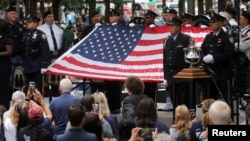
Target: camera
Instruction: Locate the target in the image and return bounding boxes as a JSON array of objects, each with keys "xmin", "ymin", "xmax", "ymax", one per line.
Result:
[
  {"xmin": 139, "ymin": 128, "xmax": 155, "ymax": 138},
  {"xmin": 92, "ymin": 102, "xmax": 99, "ymax": 114},
  {"xmin": 29, "ymin": 81, "xmax": 36, "ymax": 93}
]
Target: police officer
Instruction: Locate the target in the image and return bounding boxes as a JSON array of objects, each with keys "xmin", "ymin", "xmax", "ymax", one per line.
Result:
[
  {"xmin": 181, "ymin": 12, "xmax": 195, "ymax": 26},
  {"xmin": 201, "ymin": 12, "xmax": 234, "ymax": 112},
  {"xmin": 22, "ymin": 15, "xmax": 50, "ymax": 92},
  {"xmin": 6, "ymin": 7, "xmax": 26, "ymax": 93},
  {"xmin": 143, "ymin": 10, "xmax": 159, "ymax": 104},
  {"xmin": 162, "ymin": 17, "xmax": 191, "ymax": 109},
  {"xmin": 106, "ymin": 8, "xmax": 124, "ymax": 114}
]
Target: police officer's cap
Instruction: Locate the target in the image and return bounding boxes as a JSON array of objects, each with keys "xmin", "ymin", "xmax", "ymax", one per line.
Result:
[
  {"xmin": 43, "ymin": 10, "xmax": 53, "ymax": 18},
  {"xmin": 144, "ymin": 10, "xmax": 157, "ymax": 18},
  {"xmin": 208, "ymin": 11, "xmax": 225, "ymax": 23},
  {"xmin": 241, "ymin": 10, "xmax": 250, "ymax": 22},
  {"xmin": 167, "ymin": 17, "xmax": 182, "ymax": 26},
  {"xmin": 108, "ymin": 9, "xmax": 121, "ymax": 16},
  {"xmin": 163, "ymin": 6, "xmax": 177, "ymax": 15},
  {"xmin": 193, "ymin": 15, "xmax": 210, "ymax": 26},
  {"xmin": 225, "ymin": 6, "xmax": 237, "ymax": 17},
  {"xmin": 26, "ymin": 15, "xmax": 39, "ymax": 23},
  {"xmin": 89, "ymin": 11, "xmax": 100, "ymax": 19},
  {"xmin": 6, "ymin": 7, "xmax": 16, "ymax": 13},
  {"xmin": 181, "ymin": 12, "xmax": 194, "ymax": 21}
]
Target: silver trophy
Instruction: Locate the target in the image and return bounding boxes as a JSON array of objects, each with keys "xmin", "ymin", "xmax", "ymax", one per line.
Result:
[{"xmin": 183, "ymin": 42, "xmax": 200, "ymax": 68}]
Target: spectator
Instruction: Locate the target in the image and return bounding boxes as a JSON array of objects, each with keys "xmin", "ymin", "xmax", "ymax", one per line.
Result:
[
  {"xmin": 92, "ymin": 92, "xmax": 118, "ymax": 138},
  {"xmin": 56, "ymin": 104, "xmax": 98, "ymax": 141},
  {"xmin": 122, "ymin": 75, "xmax": 148, "ymax": 118},
  {"xmin": 79, "ymin": 95, "xmax": 113, "ymax": 139},
  {"xmin": 0, "ymin": 105, "xmax": 6, "ymax": 141},
  {"xmin": 3, "ymin": 90, "xmax": 25, "ymax": 122},
  {"xmin": 17, "ymin": 104, "xmax": 53, "ymax": 141},
  {"xmin": 189, "ymin": 98, "xmax": 215, "ymax": 141},
  {"xmin": 199, "ymin": 100, "xmax": 232, "ymax": 140},
  {"xmin": 169, "ymin": 105, "xmax": 191, "ymax": 140},
  {"xmin": 118, "ymin": 117, "xmax": 136, "ymax": 141},
  {"xmin": 134, "ymin": 98, "xmax": 170, "ymax": 137},
  {"xmin": 49, "ymin": 78, "xmax": 81, "ymax": 140},
  {"xmin": 83, "ymin": 113, "xmax": 104, "ymax": 141}
]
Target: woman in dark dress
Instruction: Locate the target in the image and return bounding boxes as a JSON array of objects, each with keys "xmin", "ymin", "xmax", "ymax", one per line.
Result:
[{"xmin": 0, "ymin": 19, "xmax": 14, "ymax": 109}]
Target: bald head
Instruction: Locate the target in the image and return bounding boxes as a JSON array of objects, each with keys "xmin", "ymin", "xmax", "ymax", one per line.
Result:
[{"xmin": 59, "ymin": 78, "xmax": 73, "ymax": 93}]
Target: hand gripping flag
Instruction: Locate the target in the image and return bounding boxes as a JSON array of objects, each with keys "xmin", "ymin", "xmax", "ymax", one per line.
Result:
[{"xmin": 45, "ymin": 25, "xmax": 211, "ymax": 82}]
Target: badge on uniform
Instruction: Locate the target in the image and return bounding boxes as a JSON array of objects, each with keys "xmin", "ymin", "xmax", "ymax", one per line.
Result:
[
  {"xmin": 32, "ymin": 33, "xmax": 37, "ymax": 39},
  {"xmin": 217, "ymin": 38, "xmax": 221, "ymax": 44},
  {"xmin": 42, "ymin": 34, "xmax": 47, "ymax": 39},
  {"xmin": 176, "ymin": 44, "xmax": 183, "ymax": 48}
]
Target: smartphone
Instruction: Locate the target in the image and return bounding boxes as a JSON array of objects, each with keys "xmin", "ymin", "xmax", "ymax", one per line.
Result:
[
  {"xmin": 29, "ymin": 81, "xmax": 36, "ymax": 93},
  {"xmin": 139, "ymin": 128, "xmax": 155, "ymax": 138},
  {"xmin": 92, "ymin": 102, "xmax": 99, "ymax": 114},
  {"xmin": 189, "ymin": 109, "xmax": 196, "ymax": 120}
]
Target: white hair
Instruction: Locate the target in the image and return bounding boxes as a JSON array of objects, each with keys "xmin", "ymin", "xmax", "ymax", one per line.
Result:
[
  {"xmin": 59, "ymin": 78, "xmax": 73, "ymax": 93},
  {"xmin": 208, "ymin": 100, "xmax": 231, "ymax": 125},
  {"xmin": 12, "ymin": 90, "xmax": 25, "ymax": 103}
]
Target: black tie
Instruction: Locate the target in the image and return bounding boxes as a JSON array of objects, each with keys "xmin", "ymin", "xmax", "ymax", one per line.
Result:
[
  {"xmin": 50, "ymin": 26, "xmax": 58, "ymax": 51},
  {"xmin": 168, "ymin": 36, "xmax": 174, "ymax": 49}
]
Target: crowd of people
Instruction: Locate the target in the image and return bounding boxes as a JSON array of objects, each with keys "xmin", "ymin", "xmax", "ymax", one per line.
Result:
[{"xmin": 0, "ymin": 1, "xmax": 250, "ymax": 141}]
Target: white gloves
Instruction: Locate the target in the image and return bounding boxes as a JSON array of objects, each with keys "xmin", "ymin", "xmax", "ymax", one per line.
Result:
[
  {"xmin": 203, "ymin": 54, "xmax": 214, "ymax": 63},
  {"xmin": 163, "ymin": 80, "xmax": 168, "ymax": 88},
  {"xmin": 185, "ymin": 24, "xmax": 192, "ymax": 27},
  {"xmin": 129, "ymin": 23, "xmax": 135, "ymax": 27},
  {"xmin": 41, "ymin": 68, "xmax": 48, "ymax": 74},
  {"xmin": 95, "ymin": 23, "xmax": 102, "ymax": 28},
  {"xmin": 111, "ymin": 23, "xmax": 117, "ymax": 26},
  {"xmin": 149, "ymin": 24, "xmax": 155, "ymax": 28}
]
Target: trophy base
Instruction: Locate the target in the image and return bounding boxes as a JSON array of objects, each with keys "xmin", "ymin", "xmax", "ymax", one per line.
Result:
[{"xmin": 174, "ymin": 68, "xmax": 210, "ymax": 79}]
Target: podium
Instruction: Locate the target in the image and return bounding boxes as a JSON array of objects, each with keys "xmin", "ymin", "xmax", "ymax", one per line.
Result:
[{"xmin": 172, "ymin": 68, "xmax": 210, "ymax": 122}]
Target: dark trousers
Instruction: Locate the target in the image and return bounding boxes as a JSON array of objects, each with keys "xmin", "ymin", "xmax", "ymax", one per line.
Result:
[
  {"xmin": 0, "ymin": 63, "xmax": 11, "ymax": 109},
  {"xmin": 105, "ymin": 81, "xmax": 122, "ymax": 111},
  {"xmin": 169, "ymin": 82, "xmax": 189, "ymax": 107},
  {"xmin": 144, "ymin": 82, "xmax": 158, "ymax": 103},
  {"xmin": 25, "ymin": 72, "xmax": 42, "ymax": 92}
]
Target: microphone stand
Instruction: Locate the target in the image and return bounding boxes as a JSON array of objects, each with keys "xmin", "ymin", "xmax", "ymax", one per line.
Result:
[{"xmin": 202, "ymin": 65, "xmax": 225, "ymax": 101}]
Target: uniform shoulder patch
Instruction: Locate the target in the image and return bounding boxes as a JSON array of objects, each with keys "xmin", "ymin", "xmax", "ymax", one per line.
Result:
[{"xmin": 42, "ymin": 34, "xmax": 47, "ymax": 39}]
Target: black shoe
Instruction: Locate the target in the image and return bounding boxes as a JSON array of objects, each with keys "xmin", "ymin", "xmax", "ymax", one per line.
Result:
[{"xmin": 111, "ymin": 109, "xmax": 121, "ymax": 114}]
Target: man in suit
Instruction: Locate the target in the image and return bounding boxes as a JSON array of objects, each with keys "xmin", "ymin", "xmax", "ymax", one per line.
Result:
[{"xmin": 162, "ymin": 17, "xmax": 191, "ymax": 109}]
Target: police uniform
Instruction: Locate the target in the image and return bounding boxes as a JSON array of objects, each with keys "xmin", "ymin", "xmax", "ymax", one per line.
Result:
[
  {"xmin": 142, "ymin": 10, "xmax": 159, "ymax": 103},
  {"xmin": 163, "ymin": 17, "xmax": 191, "ymax": 107},
  {"xmin": 234, "ymin": 11, "xmax": 250, "ymax": 108},
  {"xmin": 37, "ymin": 11, "xmax": 63, "ymax": 59},
  {"xmin": 0, "ymin": 19, "xmax": 15, "ymax": 109},
  {"xmin": 106, "ymin": 9, "xmax": 124, "ymax": 114},
  {"xmin": 22, "ymin": 15, "xmax": 50, "ymax": 92},
  {"xmin": 201, "ymin": 12, "xmax": 234, "ymax": 107},
  {"xmin": 6, "ymin": 7, "xmax": 26, "ymax": 93}
]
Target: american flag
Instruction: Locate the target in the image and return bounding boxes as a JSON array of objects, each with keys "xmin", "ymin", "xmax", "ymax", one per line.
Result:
[{"xmin": 46, "ymin": 25, "xmax": 211, "ymax": 82}]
